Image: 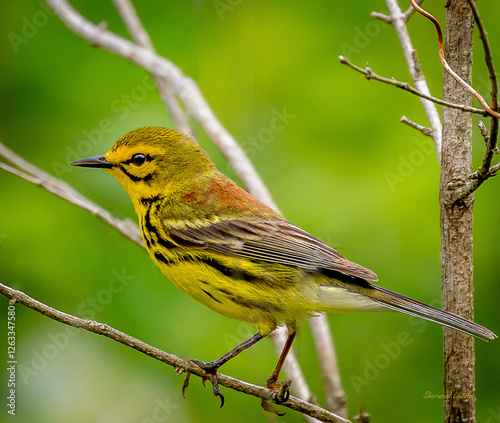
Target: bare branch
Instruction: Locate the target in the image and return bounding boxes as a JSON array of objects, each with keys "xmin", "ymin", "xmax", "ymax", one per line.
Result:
[
  {"xmin": 0, "ymin": 142, "xmax": 143, "ymax": 247},
  {"xmin": 470, "ymin": 162, "xmax": 500, "ymax": 180},
  {"xmin": 464, "ymin": 0, "xmax": 499, "ymax": 186},
  {"xmin": 43, "ymin": 0, "xmax": 275, "ymax": 208},
  {"xmin": 383, "ymin": 0, "xmax": 442, "ymax": 159},
  {"xmin": 110, "ymin": 0, "xmax": 327, "ymax": 409},
  {"xmin": 453, "ymin": 121, "xmax": 499, "ymax": 201},
  {"xmin": 310, "ymin": 314, "xmax": 347, "ymax": 417},
  {"xmin": 0, "ymin": 282, "xmax": 350, "ymax": 423},
  {"xmin": 371, "ymin": 0, "xmax": 424, "ymax": 24},
  {"xmin": 400, "ymin": 115, "xmax": 433, "ymax": 136},
  {"xmin": 111, "ymin": 0, "xmax": 192, "ymax": 137},
  {"xmin": 370, "ymin": 12, "xmax": 392, "ymax": 24},
  {"xmin": 409, "ymin": 0, "xmax": 500, "ymax": 199},
  {"xmin": 339, "ymin": 56, "xmax": 487, "ymax": 116},
  {"xmin": 402, "ymin": 0, "xmax": 424, "ymax": 21},
  {"xmin": 465, "ymin": 0, "xmax": 498, "ymax": 111},
  {"xmin": 410, "ymin": 0, "xmax": 500, "ymax": 120}
]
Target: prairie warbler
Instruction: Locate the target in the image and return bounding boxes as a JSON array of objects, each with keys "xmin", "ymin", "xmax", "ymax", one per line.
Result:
[{"xmin": 71, "ymin": 126, "xmax": 497, "ymax": 405}]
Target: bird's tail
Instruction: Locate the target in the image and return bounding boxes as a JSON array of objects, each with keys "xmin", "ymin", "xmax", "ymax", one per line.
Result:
[{"xmin": 367, "ymin": 283, "xmax": 497, "ymax": 341}]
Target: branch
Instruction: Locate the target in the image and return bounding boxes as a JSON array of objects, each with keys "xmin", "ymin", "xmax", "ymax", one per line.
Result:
[
  {"xmin": 111, "ymin": 0, "xmax": 193, "ymax": 137},
  {"xmin": 409, "ymin": 0, "xmax": 500, "ymax": 199},
  {"xmin": 371, "ymin": 0, "xmax": 424, "ymax": 24},
  {"xmin": 43, "ymin": 0, "xmax": 275, "ymax": 208},
  {"xmin": 410, "ymin": 0, "xmax": 500, "ymax": 120},
  {"xmin": 454, "ymin": 122, "xmax": 500, "ymax": 201},
  {"xmin": 339, "ymin": 56, "xmax": 487, "ymax": 116},
  {"xmin": 400, "ymin": 115, "xmax": 433, "ymax": 136},
  {"xmin": 464, "ymin": 0, "xmax": 499, "ymax": 188},
  {"xmin": 381, "ymin": 0, "xmax": 442, "ymax": 159},
  {"xmin": 0, "ymin": 282, "xmax": 349, "ymax": 423},
  {"xmin": 0, "ymin": 142, "xmax": 143, "ymax": 247},
  {"xmin": 465, "ymin": 0, "xmax": 498, "ymax": 111},
  {"xmin": 310, "ymin": 314, "xmax": 346, "ymax": 416}
]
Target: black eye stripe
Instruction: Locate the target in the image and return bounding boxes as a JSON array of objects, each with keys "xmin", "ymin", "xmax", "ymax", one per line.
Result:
[{"xmin": 118, "ymin": 165, "xmax": 154, "ymax": 182}]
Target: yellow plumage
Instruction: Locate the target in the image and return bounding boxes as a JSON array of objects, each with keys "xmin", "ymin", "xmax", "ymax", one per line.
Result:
[{"xmin": 71, "ymin": 126, "xmax": 496, "ymax": 403}]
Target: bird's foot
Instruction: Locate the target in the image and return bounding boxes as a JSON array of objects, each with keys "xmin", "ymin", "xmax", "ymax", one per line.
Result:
[
  {"xmin": 182, "ymin": 359, "xmax": 225, "ymax": 408},
  {"xmin": 260, "ymin": 378, "xmax": 292, "ymax": 416}
]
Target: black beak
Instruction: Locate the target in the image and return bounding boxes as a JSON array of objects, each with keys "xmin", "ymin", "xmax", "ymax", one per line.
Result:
[{"xmin": 70, "ymin": 155, "xmax": 115, "ymax": 168}]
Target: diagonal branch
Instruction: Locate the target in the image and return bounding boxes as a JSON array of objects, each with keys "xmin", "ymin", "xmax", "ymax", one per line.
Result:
[
  {"xmin": 0, "ymin": 282, "xmax": 349, "ymax": 423},
  {"xmin": 371, "ymin": 0, "xmax": 424, "ymax": 24},
  {"xmin": 409, "ymin": 0, "xmax": 500, "ymax": 200},
  {"xmin": 381, "ymin": 0, "xmax": 442, "ymax": 159},
  {"xmin": 410, "ymin": 0, "xmax": 500, "ymax": 120},
  {"xmin": 0, "ymin": 142, "xmax": 143, "ymax": 247},
  {"xmin": 43, "ymin": 0, "xmax": 275, "ymax": 209},
  {"xmin": 465, "ymin": 0, "xmax": 498, "ymax": 111},
  {"xmin": 111, "ymin": 0, "xmax": 192, "ymax": 137},
  {"xmin": 339, "ymin": 56, "xmax": 487, "ymax": 116},
  {"xmin": 464, "ymin": 0, "xmax": 499, "ymax": 190}
]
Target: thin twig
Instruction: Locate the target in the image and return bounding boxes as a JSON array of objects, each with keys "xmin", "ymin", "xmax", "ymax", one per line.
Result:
[
  {"xmin": 111, "ymin": 0, "xmax": 192, "ymax": 137},
  {"xmin": 465, "ymin": 0, "xmax": 498, "ymax": 111},
  {"xmin": 409, "ymin": 0, "xmax": 500, "ymax": 199},
  {"xmin": 383, "ymin": 0, "xmax": 442, "ymax": 159},
  {"xmin": 371, "ymin": 0, "xmax": 424, "ymax": 24},
  {"xmin": 403, "ymin": 0, "xmax": 424, "ymax": 21},
  {"xmin": 339, "ymin": 56, "xmax": 487, "ymax": 116},
  {"xmin": 464, "ymin": 0, "xmax": 499, "ymax": 186},
  {"xmin": 0, "ymin": 142, "xmax": 143, "ymax": 247},
  {"xmin": 470, "ymin": 162, "xmax": 500, "ymax": 180},
  {"xmin": 400, "ymin": 115, "xmax": 433, "ymax": 136},
  {"xmin": 0, "ymin": 282, "xmax": 349, "ymax": 423},
  {"xmin": 410, "ymin": 0, "xmax": 500, "ymax": 120},
  {"xmin": 454, "ymin": 121, "xmax": 500, "ymax": 200}
]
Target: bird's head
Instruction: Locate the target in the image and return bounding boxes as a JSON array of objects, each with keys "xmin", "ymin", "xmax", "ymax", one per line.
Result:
[{"xmin": 71, "ymin": 126, "xmax": 217, "ymax": 205}]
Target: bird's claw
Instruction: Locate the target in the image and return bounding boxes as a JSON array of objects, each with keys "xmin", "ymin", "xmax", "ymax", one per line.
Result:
[
  {"xmin": 184, "ymin": 359, "xmax": 225, "ymax": 408},
  {"xmin": 260, "ymin": 379, "xmax": 291, "ymax": 416},
  {"xmin": 274, "ymin": 379, "xmax": 292, "ymax": 403},
  {"xmin": 181, "ymin": 372, "xmax": 191, "ymax": 400}
]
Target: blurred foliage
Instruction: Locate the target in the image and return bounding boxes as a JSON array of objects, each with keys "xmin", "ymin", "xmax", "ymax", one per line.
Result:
[{"xmin": 0, "ymin": 1, "xmax": 499, "ymax": 422}]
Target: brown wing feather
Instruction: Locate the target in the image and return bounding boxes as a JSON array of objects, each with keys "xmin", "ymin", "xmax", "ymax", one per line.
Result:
[{"xmin": 167, "ymin": 217, "xmax": 378, "ymax": 281}]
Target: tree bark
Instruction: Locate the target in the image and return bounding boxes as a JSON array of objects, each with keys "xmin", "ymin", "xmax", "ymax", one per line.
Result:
[{"xmin": 440, "ymin": 1, "xmax": 476, "ymax": 422}]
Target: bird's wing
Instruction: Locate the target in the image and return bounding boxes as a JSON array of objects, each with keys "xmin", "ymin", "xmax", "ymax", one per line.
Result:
[{"xmin": 166, "ymin": 217, "xmax": 378, "ymax": 281}]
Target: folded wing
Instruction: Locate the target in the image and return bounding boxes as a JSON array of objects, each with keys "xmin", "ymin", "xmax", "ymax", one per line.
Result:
[{"xmin": 166, "ymin": 217, "xmax": 378, "ymax": 281}]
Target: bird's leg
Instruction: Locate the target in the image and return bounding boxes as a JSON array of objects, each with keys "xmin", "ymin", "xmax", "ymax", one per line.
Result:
[
  {"xmin": 266, "ymin": 330, "xmax": 296, "ymax": 390},
  {"xmin": 260, "ymin": 330, "xmax": 296, "ymax": 416},
  {"xmin": 184, "ymin": 331, "xmax": 266, "ymax": 407}
]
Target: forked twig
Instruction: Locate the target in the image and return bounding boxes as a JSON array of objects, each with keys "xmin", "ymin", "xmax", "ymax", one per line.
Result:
[
  {"xmin": 338, "ymin": 56, "xmax": 487, "ymax": 116},
  {"xmin": 410, "ymin": 0, "xmax": 500, "ymax": 119}
]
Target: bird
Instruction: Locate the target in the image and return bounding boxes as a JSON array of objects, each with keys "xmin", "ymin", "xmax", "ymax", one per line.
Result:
[{"xmin": 71, "ymin": 126, "xmax": 497, "ymax": 406}]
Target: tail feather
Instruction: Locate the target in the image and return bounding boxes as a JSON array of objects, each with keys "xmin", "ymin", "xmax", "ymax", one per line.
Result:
[{"xmin": 369, "ymin": 284, "xmax": 497, "ymax": 341}]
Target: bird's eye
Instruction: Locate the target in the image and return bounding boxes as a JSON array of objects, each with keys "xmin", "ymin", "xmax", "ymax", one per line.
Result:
[{"xmin": 132, "ymin": 153, "xmax": 147, "ymax": 166}]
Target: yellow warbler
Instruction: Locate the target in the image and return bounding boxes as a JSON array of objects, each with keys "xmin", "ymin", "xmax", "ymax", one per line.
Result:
[{"xmin": 71, "ymin": 126, "xmax": 496, "ymax": 405}]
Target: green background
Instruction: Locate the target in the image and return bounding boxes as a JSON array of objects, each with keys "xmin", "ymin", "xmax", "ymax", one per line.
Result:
[{"xmin": 1, "ymin": 1, "xmax": 499, "ymax": 422}]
